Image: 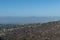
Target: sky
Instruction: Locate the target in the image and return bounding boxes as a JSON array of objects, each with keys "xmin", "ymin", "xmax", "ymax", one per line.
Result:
[{"xmin": 0, "ymin": 0, "xmax": 60, "ymax": 17}]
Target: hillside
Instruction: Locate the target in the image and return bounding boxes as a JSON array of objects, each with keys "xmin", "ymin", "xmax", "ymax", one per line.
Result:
[{"xmin": 1, "ymin": 21, "xmax": 60, "ymax": 40}]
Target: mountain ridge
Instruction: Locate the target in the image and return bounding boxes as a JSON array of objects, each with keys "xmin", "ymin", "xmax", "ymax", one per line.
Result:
[{"xmin": 0, "ymin": 17, "xmax": 60, "ymax": 24}]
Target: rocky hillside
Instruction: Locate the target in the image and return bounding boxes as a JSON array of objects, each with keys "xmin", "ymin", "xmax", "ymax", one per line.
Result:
[{"xmin": 1, "ymin": 21, "xmax": 60, "ymax": 40}]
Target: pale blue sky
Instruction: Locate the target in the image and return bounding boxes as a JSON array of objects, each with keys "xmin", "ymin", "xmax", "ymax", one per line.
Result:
[{"xmin": 0, "ymin": 0, "xmax": 60, "ymax": 17}]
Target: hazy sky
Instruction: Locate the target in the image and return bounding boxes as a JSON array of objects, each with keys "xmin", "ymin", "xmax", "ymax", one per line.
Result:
[{"xmin": 0, "ymin": 0, "xmax": 60, "ymax": 17}]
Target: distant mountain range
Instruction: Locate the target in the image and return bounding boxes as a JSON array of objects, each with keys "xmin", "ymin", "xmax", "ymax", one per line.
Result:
[{"xmin": 0, "ymin": 17, "xmax": 60, "ymax": 24}]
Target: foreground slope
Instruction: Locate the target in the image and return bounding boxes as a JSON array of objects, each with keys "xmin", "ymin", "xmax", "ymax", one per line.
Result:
[{"xmin": 1, "ymin": 21, "xmax": 60, "ymax": 40}]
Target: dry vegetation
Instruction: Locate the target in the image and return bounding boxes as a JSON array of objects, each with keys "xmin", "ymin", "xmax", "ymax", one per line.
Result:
[{"xmin": 1, "ymin": 21, "xmax": 60, "ymax": 40}]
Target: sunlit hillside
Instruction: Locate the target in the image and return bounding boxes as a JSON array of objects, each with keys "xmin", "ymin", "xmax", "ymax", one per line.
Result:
[{"xmin": 0, "ymin": 21, "xmax": 60, "ymax": 40}]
